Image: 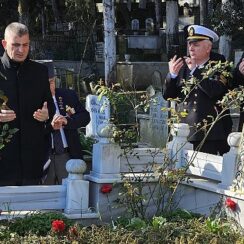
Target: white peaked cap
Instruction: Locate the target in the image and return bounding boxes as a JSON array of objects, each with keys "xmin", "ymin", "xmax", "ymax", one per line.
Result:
[{"xmin": 187, "ymin": 25, "xmax": 219, "ymax": 42}]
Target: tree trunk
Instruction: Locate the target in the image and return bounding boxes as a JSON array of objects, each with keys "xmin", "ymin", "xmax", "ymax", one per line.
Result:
[
  {"xmin": 219, "ymin": 35, "xmax": 232, "ymax": 60},
  {"xmin": 139, "ymin": 0, "xmax": 147, "ymax": 9},
  {"xmin": 51, "ymin": 0, "xmax": 62, "ymax": 30},
  {"xmin": 18, "ymin": 0, "xmax": 29, "ymax": 26},
  {"xmin": 155, "ymin": 0, "xmax": 162, "ymax": 31},
  {"xmin": 41, "ymin": 7, "xmax": 46, "ymax": 39},
  {"xmin": 218, "ymin": 0, "xmax": 232, "ymax": 59},
  {"xmin": 166, "ymin": 0, "xmax": 179, "ymax": 59},
  {"xmin": 127, "ymin": 0, "xmax": 132, "ymax": 12},
  {"xmin": 199, "ymin": 0, "xmax": 208, "ymax": 25},
  {"xmin": 103, "ymin": 0, "xmax": 116, "ymax": 86}
]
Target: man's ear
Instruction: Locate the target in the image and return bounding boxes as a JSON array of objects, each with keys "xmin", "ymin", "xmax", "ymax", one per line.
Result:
[{"xmin": 1, "ymin": 39, "xmax": 6, "ymax": 49}]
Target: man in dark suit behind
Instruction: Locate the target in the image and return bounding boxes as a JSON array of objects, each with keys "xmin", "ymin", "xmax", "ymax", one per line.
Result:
[
  {"xmin": 43, "ymin": 62, "xmax": 90, "ymax": 184},
  {"xmin": 233, "ymin": 52, "xmax": 244, "ymax": 131}
]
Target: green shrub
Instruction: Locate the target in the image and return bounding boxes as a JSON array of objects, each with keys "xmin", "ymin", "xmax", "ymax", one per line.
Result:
[
  {"xmin": 0, "ymin": 215, "xmax": 243, "ymax": 243},
  {"xmin": 7, "ymin": 212, "xmax": 74, "ymax": 237}
]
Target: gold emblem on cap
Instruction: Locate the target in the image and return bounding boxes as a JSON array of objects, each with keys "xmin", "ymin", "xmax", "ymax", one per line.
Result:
[{"xmin": 188, "ymin": 27, "xmax": 194, "ymax": 36}]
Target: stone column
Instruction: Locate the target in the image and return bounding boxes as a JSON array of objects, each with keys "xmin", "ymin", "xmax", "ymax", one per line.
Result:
[
  {"xmin": 166, "ymin": 123, "xmax": 193, "ymax": 168},
  {"xmin": 220, "ymin": 132, "xmax": 241, "ymax": 189},
  {"xmin": 64, "ymin": 159, "xmax": 89, "ymax": 215},
  {"xmin": 89, "ymin": 122, "xmax": 121, "ymax": 180}
]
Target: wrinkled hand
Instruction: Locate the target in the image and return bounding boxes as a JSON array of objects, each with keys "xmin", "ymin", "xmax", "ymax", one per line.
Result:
[
  {"xmin": 239, "ymin": 59, "xmax": 244, "ymax": 76},
  {"xmin": 0, "ymin": 109, "xmax": 16, "ymax": 122},
  {"xmin": 33, "ymin": 101, "xmax": 49, "ymax": 122},
  {"xmin": 51, "ymin": 114, "xmax": 67, "ymax": 130},
  {"xmin": 169, "ymin": 55, "xmax": 184, "ymax": 75}
]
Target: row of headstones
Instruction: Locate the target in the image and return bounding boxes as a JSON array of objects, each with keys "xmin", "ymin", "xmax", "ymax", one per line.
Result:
[{"xmin": 131, "ymin": 18, "xmax": 154, "ymax": 33}]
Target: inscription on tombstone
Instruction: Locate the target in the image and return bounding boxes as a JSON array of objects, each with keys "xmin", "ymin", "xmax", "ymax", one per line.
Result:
[
  {"xmin": 86, "ymin": 95, "xmax": 110, "ymax": 139},
  {"xmin": 149, "ymin": 92, "xmax": 168, "ymax": 148}
]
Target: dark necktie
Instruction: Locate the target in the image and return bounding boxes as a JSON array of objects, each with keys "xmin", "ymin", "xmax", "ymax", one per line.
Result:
[{"xmin": 53, "ymin": 130, "xmax": 65, "ymax": 154}]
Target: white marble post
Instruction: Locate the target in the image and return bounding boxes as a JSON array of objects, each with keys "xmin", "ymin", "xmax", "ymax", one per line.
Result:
[
  {"xmin": 64, "ymin": 159, "xmax": 89, "ymax": 215},
  {"xmin": 166, "ymin": 123, "xmax": 193, "ymax": 168},
  {"xmin": 220, "ymin": 132, "xmax": 241, "ymax": 189},
  {"xmin": 87, "ymin": 122, "xmax": 121, "ymax": 181}
]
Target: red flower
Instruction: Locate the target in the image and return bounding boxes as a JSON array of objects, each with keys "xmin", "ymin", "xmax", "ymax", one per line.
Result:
[
  {"xmin": 52, "ymin": 220, "xmax": 66, "ymax": 232},
  {"xmin": 101, "ymin": 184, "xmax": 112, "ymax": 194},
  {"xmin": 225, "ymin": 198, "xmax": 237, "ymax": 211}
]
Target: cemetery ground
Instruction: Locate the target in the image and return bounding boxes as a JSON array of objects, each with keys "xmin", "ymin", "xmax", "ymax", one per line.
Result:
[{"xmin": 0, "ymin": 208, "xmax": 244, "ymax": 243}]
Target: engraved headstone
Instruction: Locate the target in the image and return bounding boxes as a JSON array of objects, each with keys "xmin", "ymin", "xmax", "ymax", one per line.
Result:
[
  {"xmin": 139, "ymin": 70, "xmax": 167, "ymax": 148},
  {"xmin": 86, "ymin": 95, "xmax": 110, "ymax": 139},
  {"xmin": 145, "ymin": 18, "xmax": 154, "ymax": 33},
  {"xmin": 149, "ymin": 92, "xmax": 168, "ymax": 148},
  {"xmin": 131, "ymin": 19, "xmax": 139, "ymax": 31}
]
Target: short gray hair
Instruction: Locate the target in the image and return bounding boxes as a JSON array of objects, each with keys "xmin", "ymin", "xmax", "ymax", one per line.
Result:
[{"xmin": 4, "ymin": 22, "xmax": 29, "ymax": 39}]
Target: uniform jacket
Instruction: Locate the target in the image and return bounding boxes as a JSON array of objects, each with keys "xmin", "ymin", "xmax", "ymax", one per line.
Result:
[
  {"xmin": 0, "ymin": 52, "xmax": 55, "ymax": 181},
  {"xmin": 162, "ymin": 57, "xmax": 232, "ymax": 142},
  {"xmin": 50, "ymin": 88, "xmax": 90, "ymax": 159},
  {"xmin": 233, "ymin": 53, "xmax": 244, "ymax": 131}
]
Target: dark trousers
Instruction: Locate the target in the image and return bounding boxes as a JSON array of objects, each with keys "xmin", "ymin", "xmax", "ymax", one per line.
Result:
[
  {"xmin": 192, "ymin": 140, "xmax": 230, "ymax": 156},
  {"xmin": 43, "ymin": 152, "xmax": 70, "ymax": 185}
]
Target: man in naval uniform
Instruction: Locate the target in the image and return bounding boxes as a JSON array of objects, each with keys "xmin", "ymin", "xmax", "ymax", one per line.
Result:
[{"xmin": 162, "ymin": 25, "xmax": 232, "ymax": 155}]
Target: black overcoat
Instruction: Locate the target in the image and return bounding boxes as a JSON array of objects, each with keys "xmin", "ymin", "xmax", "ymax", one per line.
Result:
[
  {"xmin": 0, "ymin": 52, "xmax": 55, "ymax": 182},
  {"xmin": 162, "ymin": 58, "xmax": 232, "ymax": 142}
]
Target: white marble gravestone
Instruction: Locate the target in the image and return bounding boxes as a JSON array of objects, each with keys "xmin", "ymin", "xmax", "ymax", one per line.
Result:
[
  {"xmin": 145, "ymin": 18, "xmax": 154, "ymax": 33},
  {"xmin": 131, "ymin": 19, "xmax": 139, "ymax": 31},
  {"xmin": 86, "ymin": 95, "xmax": 110, "ymax": 139},
  {"xmin": 149, "ymin": 92, "xmax": 168, "ymax": 148}
]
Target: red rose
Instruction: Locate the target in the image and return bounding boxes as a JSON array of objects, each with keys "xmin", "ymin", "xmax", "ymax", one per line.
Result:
[
  {"xmin": 225, "ymin": 197, "xmax": 237, "ymax": 211},
  {"xmin": 101, "ymin": 184, "xmax": 112, "ymax": 194},
  {"xmin": 52, "ymin": 220, "xmax": 66, "ymax": 232}
]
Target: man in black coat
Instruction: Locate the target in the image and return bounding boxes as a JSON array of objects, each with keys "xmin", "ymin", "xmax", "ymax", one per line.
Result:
[
  {"xmin": 233, "ymin": 53, "xmax": 244, "ymax": 131},
  {"xmin": 43, "ymin": 62, "xmax": 90, "ymax": 184},
  {"xmin": 162, "ymin": 25, "xmax": 232, "ymax": 155},
  {"xmin": 0, "ymin": 22, "xmax": 55, "ymax": 186}
]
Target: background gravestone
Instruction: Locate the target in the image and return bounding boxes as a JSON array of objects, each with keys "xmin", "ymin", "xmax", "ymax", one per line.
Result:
[
  {"xmin": 86, "ymin": 95, "xmax": 110, "ymax": 139},
  {"xmin": 145, "ymin": 18, "xmax": 154, "ymax": 33},
  {"xmin": 138, "ymin": 71, "xmax": 168, "ymax": 148},
  {"xmin": 149, "ymin": 91, "xmax": 168, "ymax": 148},
  {"xmin": 131, "ymin": 19, "xmax": 139, "ymax": 31}
]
